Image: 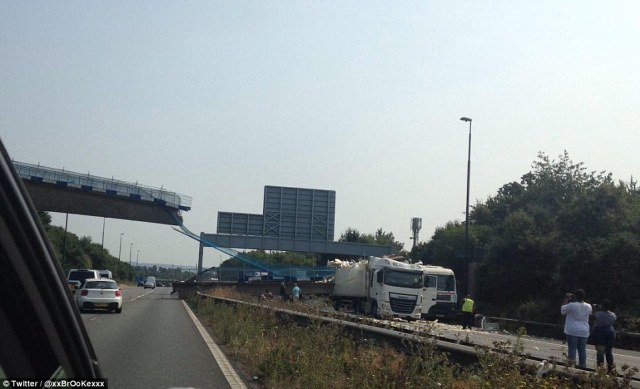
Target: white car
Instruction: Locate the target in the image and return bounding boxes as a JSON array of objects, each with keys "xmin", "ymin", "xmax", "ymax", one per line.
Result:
[{"xmin": 76, "ymin": 278, "xmax": 123, "ymax": 313}]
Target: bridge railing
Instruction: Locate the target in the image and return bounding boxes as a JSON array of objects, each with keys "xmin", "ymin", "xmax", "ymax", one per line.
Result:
[
  {"xmin": 199, "ymin": 266, "xmax": 335, "ymax": 282},
  {"xmin": 13, "ymin": 161, "xmax": 192, "ymax": 211}
]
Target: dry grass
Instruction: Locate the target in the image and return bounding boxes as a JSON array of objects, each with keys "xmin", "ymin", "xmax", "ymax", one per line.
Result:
[{"xmin": 191, "ymin": 288, "xmax": 639, "ymax": 389}]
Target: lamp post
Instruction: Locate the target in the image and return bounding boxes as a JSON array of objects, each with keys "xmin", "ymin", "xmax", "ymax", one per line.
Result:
[
  {"xmin": 101, "ymin": 218, "xmax": 106, "ymax": 250},
  {"xmin": 129, "ymin": 243, "xmax": 133, "ymax": 265},
  {"xmin": 136, "ymin": 250, "xmax": 140, "ymax": 266},
  {"xmin": 62, "ymin": 213, "xmax": 69, "ymax": 263},
  {"xmin": 460, "ymin": 117, "xmax": 472, "ymax": 294},
  {"xmin": 118, "ymin": 233, "xmax": 124, "ymax": 262}
]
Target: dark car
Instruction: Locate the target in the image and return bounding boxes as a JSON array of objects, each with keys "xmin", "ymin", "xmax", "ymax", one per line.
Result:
[{"xmin": 0, "ymin": 137, "xmax": 102, "ymax": 379}]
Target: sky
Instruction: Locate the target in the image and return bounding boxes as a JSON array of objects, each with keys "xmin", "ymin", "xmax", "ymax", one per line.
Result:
[{"xmin": 2, "ymin": 1, "xmax": 639, "ymax": 268}]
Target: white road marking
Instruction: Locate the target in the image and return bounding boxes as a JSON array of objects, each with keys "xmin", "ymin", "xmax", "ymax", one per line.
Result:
[
  {"xmin": 129, "ymin": 289, "xmax": 155, "ymax": 302},
  {"xmin": 181, "ymin": 300, "xmax": 248, "ymax": 389}
]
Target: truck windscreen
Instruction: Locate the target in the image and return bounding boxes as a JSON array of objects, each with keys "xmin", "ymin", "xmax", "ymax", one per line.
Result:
[
  {"xmin": 384, "ymin": 269, "xmax": 422, "ymax": 288},
  {"xmin": 437, "ymin": 275, "xmax": 456, "ymax": 291}
]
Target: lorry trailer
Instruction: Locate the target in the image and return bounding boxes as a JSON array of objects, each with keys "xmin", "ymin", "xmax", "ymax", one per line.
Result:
[{"xmin": 330, "ymin": 256, "xmax": 424, "ymax": 320}]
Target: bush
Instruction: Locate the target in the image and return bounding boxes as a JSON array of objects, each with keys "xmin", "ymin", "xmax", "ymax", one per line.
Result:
[{"xmin": 515, "ymin": 298, "xmax": 554, "ymax": 322}]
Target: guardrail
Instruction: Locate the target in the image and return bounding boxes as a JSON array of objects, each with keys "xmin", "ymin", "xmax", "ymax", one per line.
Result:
[
  {"xmin": 193, "ymin": 290, "xmax": 480, "ymax": 355},
  {"xmin": 191, "ymin": 290, "xmax": 640, "ymax": 388},
  {"xmin": 486, "ymin": 316, "xmax": 640, "ymax": 352},
  {"xmin": 173, "ymin": 280, "xmax": 640, "ymax": 352}
]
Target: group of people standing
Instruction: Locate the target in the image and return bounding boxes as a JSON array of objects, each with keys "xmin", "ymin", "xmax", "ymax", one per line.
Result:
[
  {"xmin": 561, "ymin": 288, "xmax": 617, "ymax": 371},
  {"xmin": 461, "ymin": 289, "xmax": 617, "ymax": 372},
  {"xmin": 278, "ymin": 282, "xmax": 302, "ymax": 301}
]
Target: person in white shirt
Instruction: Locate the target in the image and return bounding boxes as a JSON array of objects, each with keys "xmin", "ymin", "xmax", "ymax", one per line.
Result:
[
  {"xmin": 292, "ymin": 283, "xmax": 301, "ymax": 301},
  {"xmin": 561, "ymin": 288, "xmax": 592, "ymax": 368}
]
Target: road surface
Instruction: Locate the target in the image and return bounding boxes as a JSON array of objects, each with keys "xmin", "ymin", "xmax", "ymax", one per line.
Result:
[{"xmin": 80, "ymin": 286, "xmax": 247, "ymax": 389}]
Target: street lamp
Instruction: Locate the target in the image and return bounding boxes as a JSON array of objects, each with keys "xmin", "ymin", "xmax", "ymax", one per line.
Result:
[
  {"xmin": 460, "ymin": 117, "xmax": 472, "ymax": 294},
  {"xmin": 118, "ymin": 233, "xmax": 124, "ymax": 262},
  {"xmin": 136, "ymin": 250, "xmax": 140, "ymax": 266},
  {"xmin": 129, "ymin": 243, "xmax": 134, "ymax": 265},
  {"xmin": 101, "ymin": 218, "xmax": 106, "ymax": 250}
]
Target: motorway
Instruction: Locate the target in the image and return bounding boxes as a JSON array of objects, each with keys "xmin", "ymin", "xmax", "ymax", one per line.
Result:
[
  {"xmin": 80, "ymin": 286, "xmax": 247, "ymax": 389},
  {"xmin": 79, "ymin": 285, "xmax": 640, "ymax": 387}
]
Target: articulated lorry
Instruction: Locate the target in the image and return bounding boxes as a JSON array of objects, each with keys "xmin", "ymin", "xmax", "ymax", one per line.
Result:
[{"xmin": 330, "ymin": 256, "xmax": 423, "ymax": 320}]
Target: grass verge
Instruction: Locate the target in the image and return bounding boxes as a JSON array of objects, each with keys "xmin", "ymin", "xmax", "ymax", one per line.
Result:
[{"xmin": 189, "ymin": 290, "xmax": 638, "ymax": 389}]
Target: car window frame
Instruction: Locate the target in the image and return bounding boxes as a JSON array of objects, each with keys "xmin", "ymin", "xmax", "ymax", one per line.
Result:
[{"xmin": 0, "ymin": 137, "xmax": 102, "ymax": 379}]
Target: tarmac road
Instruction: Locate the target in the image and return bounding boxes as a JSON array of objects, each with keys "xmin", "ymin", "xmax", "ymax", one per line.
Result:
[{"xmin": 80, "ymin": 286, "xmax": 246, "ymax": 389}]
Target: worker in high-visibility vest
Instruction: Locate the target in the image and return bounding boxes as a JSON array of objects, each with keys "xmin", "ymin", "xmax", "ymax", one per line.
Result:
[{"xmin": 461, "ymin": 294, "xmax": 475, "ymax": 329}]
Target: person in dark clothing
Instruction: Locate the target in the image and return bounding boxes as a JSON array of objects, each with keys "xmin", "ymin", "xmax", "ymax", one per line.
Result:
[
  {"xmin": 279, "ymin": 282, "xmax": 287, "ymax": 300},
  {"xmin": 592, "ymin": 299, "xmax": 616, "ymax": 372}
]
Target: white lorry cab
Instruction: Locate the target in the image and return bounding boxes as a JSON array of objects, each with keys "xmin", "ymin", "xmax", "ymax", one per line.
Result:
[
  {"xmin": 331, "ymin": 256, "xmax": 423, "ymax": 320},
  {"xmin": 98, "ymin": 269, "xmax": 113, "ymax": 279},
  {"xmin": 419, "ymin": 265, "xmax": 457, "ymax": 320}
]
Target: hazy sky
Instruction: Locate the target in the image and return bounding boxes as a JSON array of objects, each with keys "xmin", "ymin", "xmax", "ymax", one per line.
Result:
[{"xmin": 2, "ymin": 1, "xmax": 639, "ymax": 268}]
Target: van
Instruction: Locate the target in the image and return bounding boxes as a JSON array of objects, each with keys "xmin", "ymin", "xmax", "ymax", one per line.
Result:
[{"xmin": 67, "ymin": 269, "xmax": 100, "ymax": 289}]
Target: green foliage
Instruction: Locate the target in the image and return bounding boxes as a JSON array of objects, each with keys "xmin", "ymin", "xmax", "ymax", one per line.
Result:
[
  {"xmin": 423, "ymin": 151, "xmax": 640, "ymax": 323},
  {"xmin": 191, "ymin": 297, "xmax": 458, "ymax": 388},
  {"xmin": 39, "ymin": 211, "xmax": 136, "ymax": 281},
  {"xmin": 515, "ymin": 298, "xmax": 554, "ymax": 322},
  {"xmin": 191, "ymin": 296, "xmax": 637, "ymax": 388},
  {"xmin": 219, "ymin": 250, "xmax": 318, "ymax": 271},
  {"xmin": 410, "ymin": 221, "xmax": 464, "ymax": 274},
  {"xmin": 339, "ymin": 227, "xmax": 404, "ymax": 252},
  {"xmin": 38, "ymin": 210, "xmax": 52, "ymax": 226},
  {"xmin": 216, "ymin": 250, "xmax": 320, "ymax": 281},
  {"xmin": 471, "ymin": 328, "xmax": 640, "ymax": 388}
]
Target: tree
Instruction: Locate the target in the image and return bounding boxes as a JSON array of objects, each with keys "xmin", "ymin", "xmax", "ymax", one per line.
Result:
[
  {"xmin": 372, "ymin": 228, "xmax": 404, "ymax": 252},
  {"xmin": 424, "ymin": 151, "xmax": 640, "ymax": 322},
  {"xmin": 37, "ymin": 211, "xmax": 135, "ymax": 281},
  {"xmin": 411, "ymin": 222, "xmax": 464, "ymax": 265},
  {"xmin": 339, "ymin": 227, "xmax": 363, "ymax": 243},
  {"xmin": 38, "ymin": 211, "xmax": 51, "ymax": 226},
  {"xmin": 339, "ymin": 227, "xmax": 404, "ymax": 252}
]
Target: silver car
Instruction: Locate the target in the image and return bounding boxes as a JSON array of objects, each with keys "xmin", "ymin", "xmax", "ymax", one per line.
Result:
[
  {"xmin": 76, "ymin": 278, "xmax": 123, "ymax": 313},
  {"xmin": 144, "ymin": 276, "xmax": 156, "ymax": 289}
]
